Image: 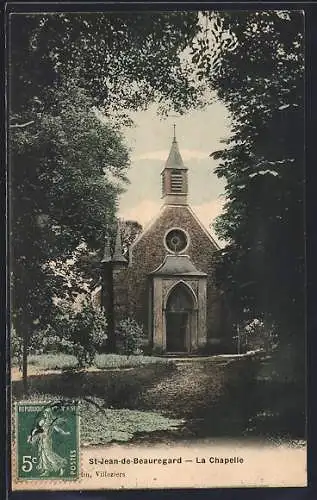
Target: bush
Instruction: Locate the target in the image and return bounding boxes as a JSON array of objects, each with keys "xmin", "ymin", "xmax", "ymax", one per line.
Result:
[
  {"xmin": 29, "ymin": 328, "xmax": 74, "ymax": 355},
  {"xmin": 46, "ymin": 301, "xmax": 108, "ymax": 368},
  {"xmin": 116, "ymin": 318, "xmax": 144, "ymax": 355},
  {"xmin": 243, "ymin": 319, "xmax": 278, "ymax": 352}
]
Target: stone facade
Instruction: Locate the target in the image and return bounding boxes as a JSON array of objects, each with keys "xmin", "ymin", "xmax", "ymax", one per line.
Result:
[
  {"xmin": 151, "ymin": 275, "xmax": 207, "ymax": 352},
  {"xmin": 113, "ymin": 205, "xmax": 230, "ymax": 351},
  {"xmin": 98, "ymin": 136, "xmax": 233, "ymax": 354}
]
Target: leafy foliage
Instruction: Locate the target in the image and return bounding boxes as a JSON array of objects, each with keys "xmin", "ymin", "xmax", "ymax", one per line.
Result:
[
  {"xmin": 248, "ymin": 319, "xmax": 278, "ymax": 349},
  {"xmin": 239, "ymin": 319, "xmax": 278, "ymax": 352},
  {"xmin": 10, "ymin": 85, "xmax": 129, "ymax": 344},
  {"xmin": 11, "ymin": 326, "xmax": 23, "ymax": 369},
  {"xmin": 119, "ymin": 220, "xmax": 143, "ymax": 257},
  {"xmin": 9, "ymin": 13, "xmax": 209, "ymax": 389},
  {"xmin": 116, "ymin": 318, "xmax": 144, "ymax": 355},
  {"xmin": 193, "ymin": 12, "xmax": 305, "ymax": 366},
  {"xmin": 73, "ymin": 219, "xmax": 143, "ymax": 289},
  {"xmin": 46, "ymin": 301, "xmax": 108, "ymax": 368},
  {"xmin": 10, "ymin": 12, "xmax": 205, "ymax": 119}
]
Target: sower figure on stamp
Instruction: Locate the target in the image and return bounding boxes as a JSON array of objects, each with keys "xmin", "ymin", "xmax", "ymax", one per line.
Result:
[{"xmin": 27, "ymin": 407, "xmax": 70, "ymax": 477}]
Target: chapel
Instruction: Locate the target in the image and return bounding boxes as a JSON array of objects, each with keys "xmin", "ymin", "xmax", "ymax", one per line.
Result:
[{"xmin": 97, "ymin": 132, "xmax": 232, "ymax": 354}]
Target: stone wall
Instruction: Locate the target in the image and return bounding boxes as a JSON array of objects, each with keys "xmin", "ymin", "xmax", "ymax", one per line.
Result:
[{"xmin": 113, "ymin": 205, "xmax": 230, "ymax": 346}]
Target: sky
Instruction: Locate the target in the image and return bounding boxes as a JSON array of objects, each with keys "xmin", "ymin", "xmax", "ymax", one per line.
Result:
[{"xmin": 118, "ymin": 99, "xmax": 232, "ymax": 245}]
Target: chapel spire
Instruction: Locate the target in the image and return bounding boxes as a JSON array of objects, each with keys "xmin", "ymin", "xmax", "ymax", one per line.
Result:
[
  {"xmin": 161, "ymin": 127, "xmax": 188, "ymax": 205},
  {"xmin": 101, "ymin": 235, "xmax": 112, "ymax": 263},
  {"xmin": 112, "ymin": 222, "xmax": 127, "ymax": 264}
]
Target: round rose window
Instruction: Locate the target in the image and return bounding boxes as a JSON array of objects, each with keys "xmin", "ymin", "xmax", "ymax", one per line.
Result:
[{"xmin": 165, "ymin": 229, "xmax": 188, "ymax": 253}]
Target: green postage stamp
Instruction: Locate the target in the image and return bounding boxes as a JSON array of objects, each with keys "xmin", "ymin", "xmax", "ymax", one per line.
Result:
[{"xmin": 16, "ymin": 401, "xmax": 79, "ymax": 480}]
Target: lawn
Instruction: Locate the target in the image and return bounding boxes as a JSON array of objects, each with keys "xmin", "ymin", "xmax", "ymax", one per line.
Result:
[
  {"xmin": 11, "ymin": 392, "xmax": 185, "ymax": 446},
  {"xmin": 13, "ymin": 352, "xmax": 173, "ymax": 372},
  {"xmin": 95, "ymin": 353, "xmax": 172, "ymax": 369},
  {"xmin": 12, "ymin": 355, "xmax": 184, "ymax": 446},
  {"xmin": 27, "ymin": 353, "xmax": 78, "ymax": 370},
  {"xmin": 11, "ymin": 354, "xmax": 236, "ymax": 445},
  {"xmin": 11, "ymin": 351, "xmax": 306, "ymax": 444}
]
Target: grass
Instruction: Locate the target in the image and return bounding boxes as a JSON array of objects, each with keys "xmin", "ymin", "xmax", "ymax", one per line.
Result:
[
  {"xmin": 12, "ymin": 362, "xmax": 177, "ymax": 409},
  {"xmin": 12, "ymin": 353, "xmax": 173, "ymax": 372},
  {"xmin": 11, "ymin": 393, "xmax": 184, "ymax": 446},
  {"xmin": 11, "ymin": 351, "xmax": 305, "ymax": 442},
  {"xmin": 80, "ymin": 397, "xmax": 185, "ymax": 446},
  {"xmin": 27, "ymin": 353, "xmax": 78, "ymax": 370},
  {"xmin": 94, "ymin": 353, "xmax": 172, "ymax": 369}
]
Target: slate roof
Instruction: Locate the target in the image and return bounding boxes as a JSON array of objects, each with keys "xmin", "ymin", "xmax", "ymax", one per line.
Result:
[
  {"xmin": 101, "ymin": 236, "xmax": 112, "ymax": 263},
  {"xmin": 113, "ymin": 225, "xmax": 127, "ymax": 264},
  {"xmin": 164, "ymin": 138, "xmax": 187, "ymax": 170},
  {"xmin": 150, "ymin": 254, "xmax": 207, "ymax": 277}
]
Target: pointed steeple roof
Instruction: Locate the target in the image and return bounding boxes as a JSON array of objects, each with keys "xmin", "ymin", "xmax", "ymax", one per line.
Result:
[
  {"xmin": 150, "ymin": 255, "xmax": 207, "ymax": 277},
  {"xmin": 164, "ymin": 127, "xmax": 187, "ymax": 170},
  {"xmin": 161, "ymin": 128, "xmax": 188, "ymax": 205},
  {"xmin": 112, "ymin": 223, "xmax": 127, "ymax": 264},
  {"xmin": 101, "ymin": 235, "xmax": 112, "ymax": 263}
]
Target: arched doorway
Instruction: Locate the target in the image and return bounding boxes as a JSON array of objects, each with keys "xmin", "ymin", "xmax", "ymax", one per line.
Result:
[{"xmin": 165, "ymin": 283, "xmax": 195, "ymax": 353}]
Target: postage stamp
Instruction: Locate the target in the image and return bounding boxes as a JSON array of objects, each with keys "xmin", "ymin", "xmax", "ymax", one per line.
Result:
[{"xmin": 16, "ymin": 401, "xmax": 79, "ymax": 480}]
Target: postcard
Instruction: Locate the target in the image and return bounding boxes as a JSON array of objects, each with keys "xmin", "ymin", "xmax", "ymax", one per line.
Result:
[{"xmin": 8, "ymin": 7, "xmax": 306, "ymax": 490}]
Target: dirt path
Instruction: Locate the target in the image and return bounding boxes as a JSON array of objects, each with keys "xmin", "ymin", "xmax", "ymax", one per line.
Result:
[
  {"xmin": 140, "ymin": 358, "xmax": 234, "ymax": 418},
  {"xmin": 11, "ymin": 356, "xmax": 252, "ymax": 433}
]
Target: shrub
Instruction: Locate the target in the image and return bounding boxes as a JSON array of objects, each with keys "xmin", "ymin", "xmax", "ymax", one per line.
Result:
[
  {"xmin": 30, "ymin": 328, "xmax": 75, "ymax": 355},
  {"xmin": 46, "ymin": 301, "xmax": 108, "ymax": 368},
  {"xmin": 116, "ymin": 318, "xmax": 144, "ymax": 355},
  {"xmin": 243, "ymin": 319, "xmax": 278, "ymax": 352}
]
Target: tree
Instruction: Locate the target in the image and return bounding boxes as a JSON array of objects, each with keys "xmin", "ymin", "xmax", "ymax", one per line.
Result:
[
  {"xmin": 9, "ymin": 12, "xmax": 206, "ymax": 121},
  {"xmin": 47, "ymin": 301, "xmax": 108, "ymax": 368},
  {"xmin": 9, "ymin": 13, "xmax": 209, "ymax": 389},
  {"xmin": 60, "ymin": 219, "xmax": 143, "ymax": 290},
  {"xmin": 194, "ymin": 11, "xmax": 304, "ymax": 371},
  {"xmin": 10, "ymin": 84, "xmax": 130, "ymax": 391},
  {"xmin": 119, "ymin": 220, "xmax": 143, "ymax": 257}
]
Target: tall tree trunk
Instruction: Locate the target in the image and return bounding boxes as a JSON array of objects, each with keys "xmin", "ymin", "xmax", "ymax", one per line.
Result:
[
  {"xmin": 101, "ymin": 263, "xmax": 116, "ymax": 353},
  {"xmin": 107, "ymin": 268, "xmax": 116, "ymax": 353},
  {"xmin": 22, "ymin": 330, "xmax": 28, "ymax": 394}
]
